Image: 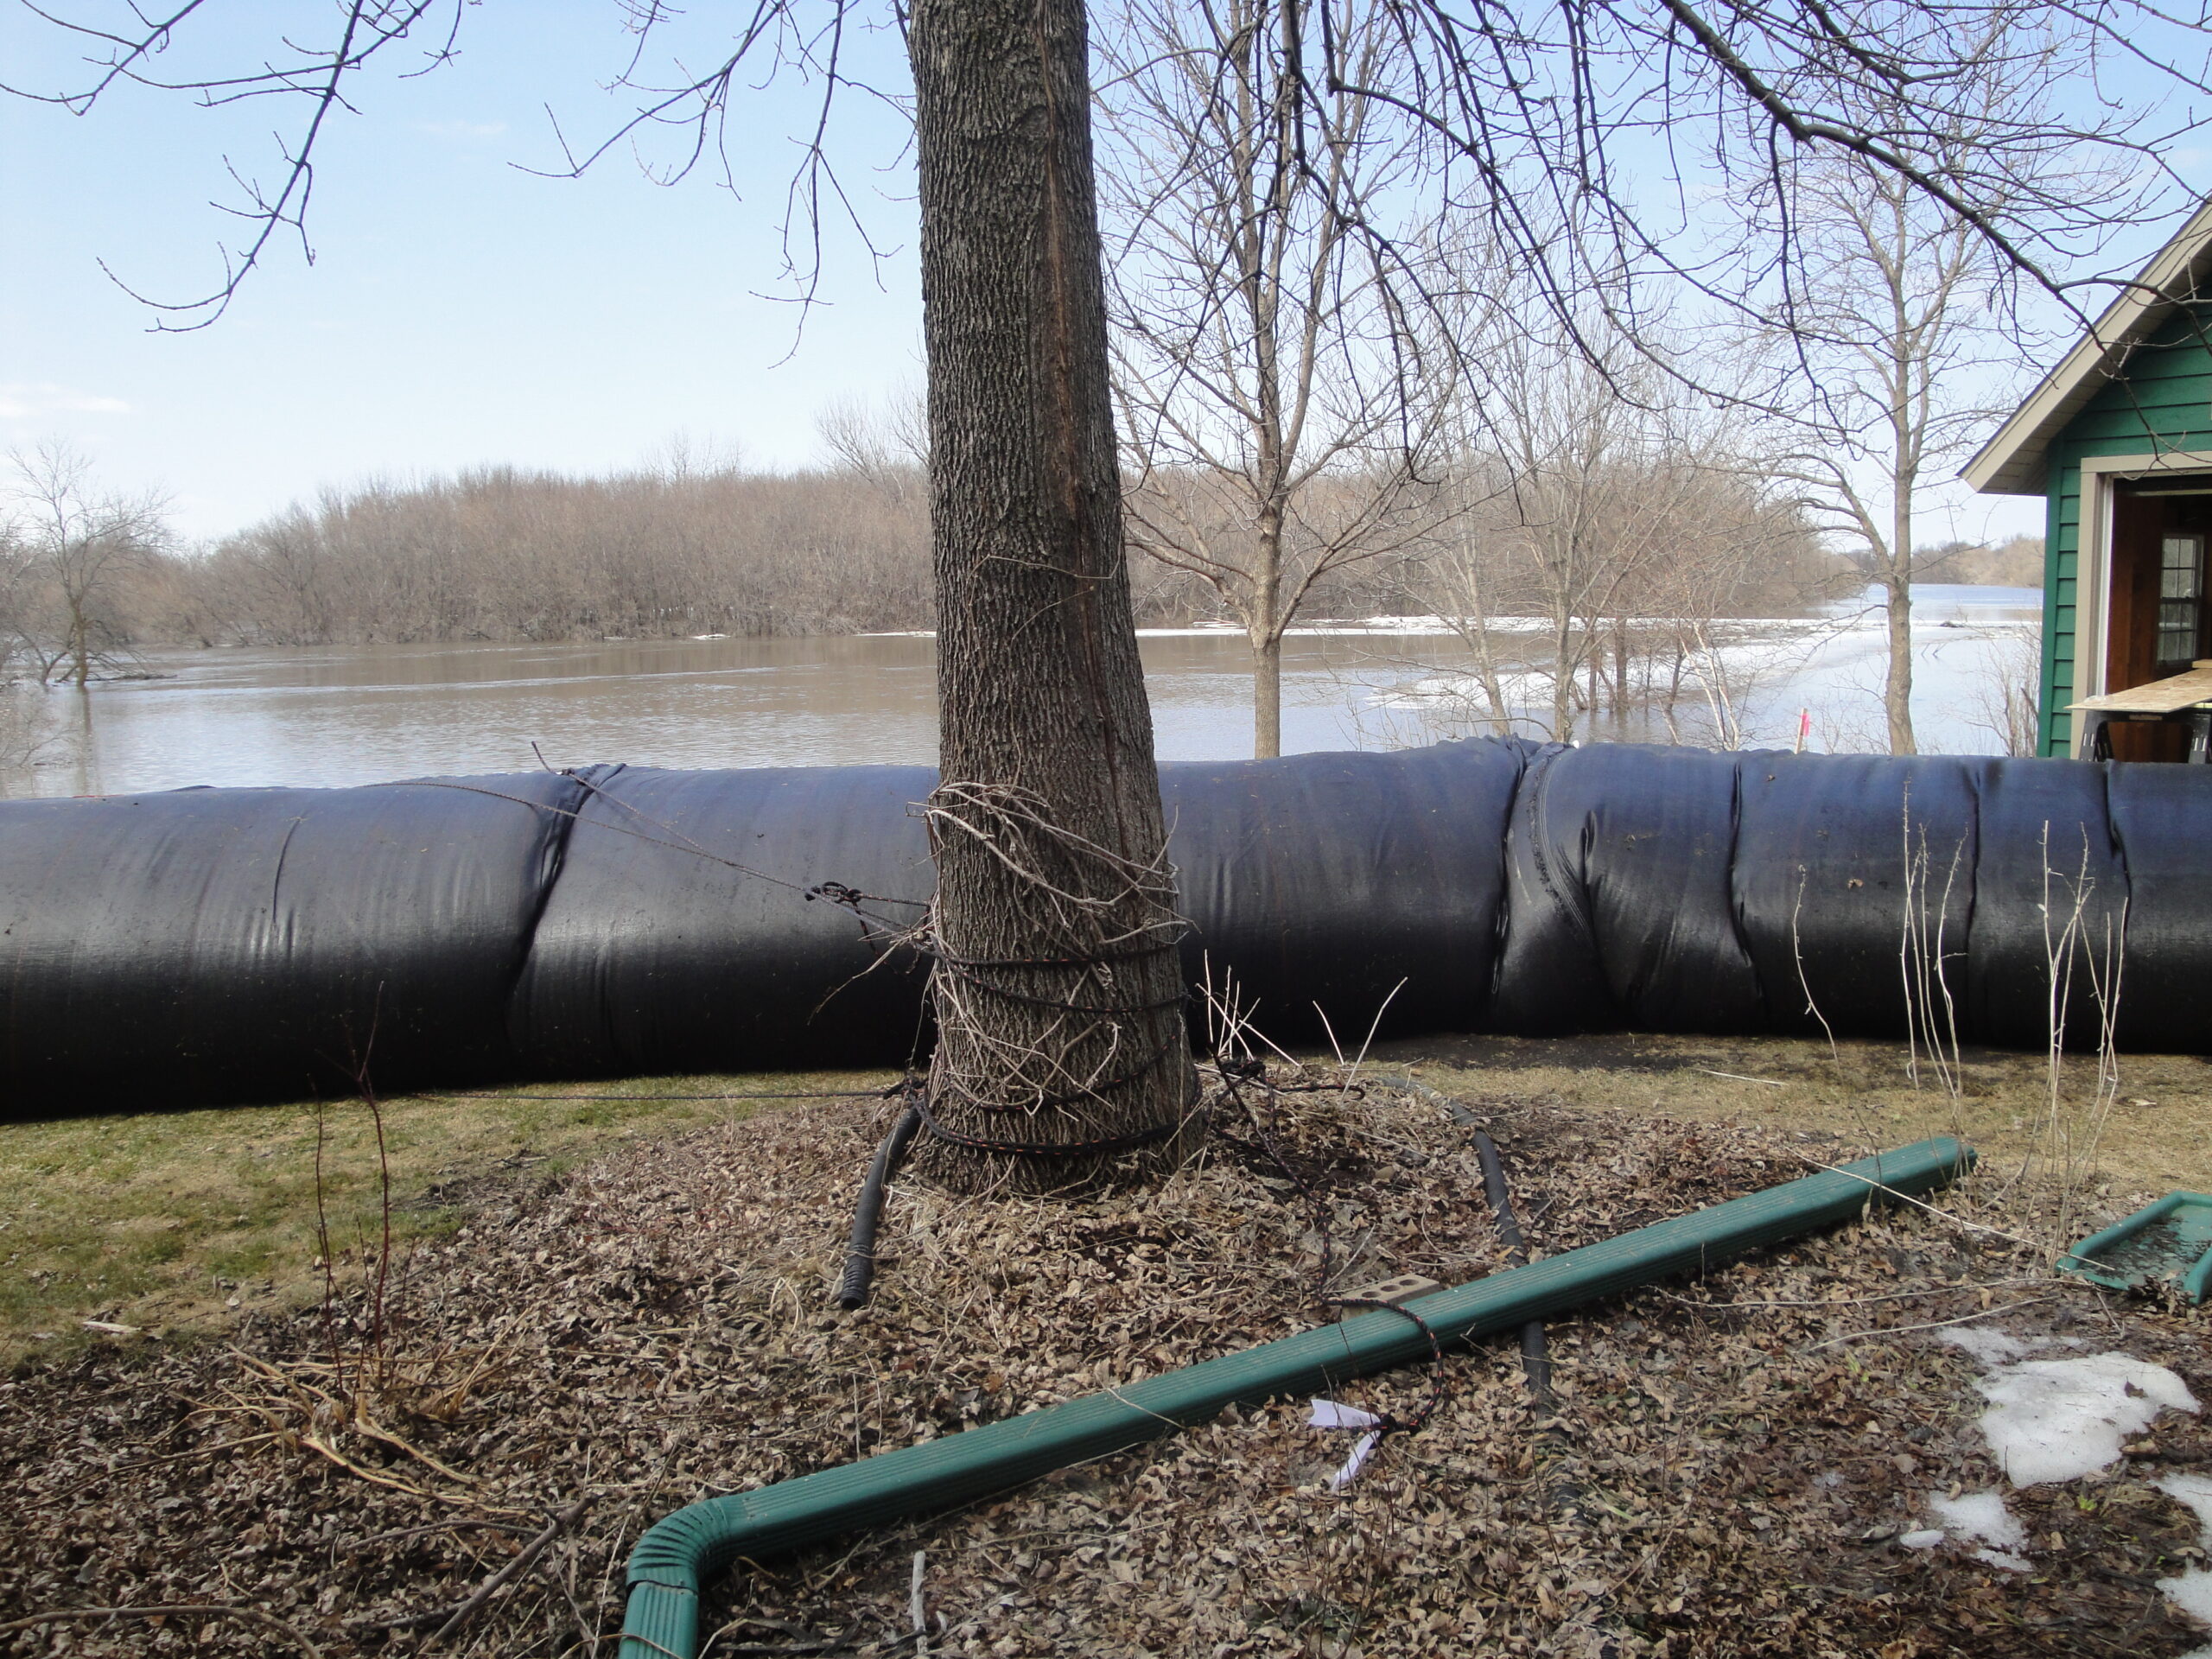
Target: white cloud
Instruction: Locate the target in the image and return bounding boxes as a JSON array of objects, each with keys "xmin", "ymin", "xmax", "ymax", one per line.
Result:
[{"xmin": 0, "ymin": 383, "xmax": 131, "ymax": 420}]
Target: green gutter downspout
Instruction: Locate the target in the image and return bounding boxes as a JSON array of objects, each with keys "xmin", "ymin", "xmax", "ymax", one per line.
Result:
[{"xmin": 622, "ymin": 1136, "xmax": 1971, "ymax": 1657}]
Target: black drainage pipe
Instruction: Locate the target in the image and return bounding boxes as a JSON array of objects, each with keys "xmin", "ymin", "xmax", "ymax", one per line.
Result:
[
  {"xmin": 836, "ymin": 1103, "xmax": 923, "ymax": 1310},
  {"xmin": 1472, "ymin": 1129, "xmax": 1552, "ymax": 1402}
]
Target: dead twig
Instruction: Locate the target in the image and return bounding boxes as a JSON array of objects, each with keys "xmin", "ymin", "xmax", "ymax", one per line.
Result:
[
  {"xmin": 109, "ymin": 1430, "xmax": 282, "ymax": 1471},
  {"xmin": 700, "ymin": 1612, "xmax": 854, "ymax": 1656},
  {"xmin": 1660, "ymin": 1277, "xmax": 2050, "ymax": 1312},
  {"xmin": 411, "ymin": 1497, "xmax": 589, "ymax": 1644},
  {"xmin": 1809, "ymin": 1295, "xmax": 2058, "ymax": 1351},
  {"xmin": 350, "ymin": 1518, "xmax": 539, "ymax": 1550},
  {"xmin": 0, "ymin": 1603, "xmax": 325, "ymax": 1656}
]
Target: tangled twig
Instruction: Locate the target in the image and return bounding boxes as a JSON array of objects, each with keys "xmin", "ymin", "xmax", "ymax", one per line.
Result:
[
  {"xmin": 0, "ymin": 1604, "xmax": 324, "ymax": 1656},
  {"xmin": 905, "ymin": 779, "xmax": 1194, "ymax": 1173}
]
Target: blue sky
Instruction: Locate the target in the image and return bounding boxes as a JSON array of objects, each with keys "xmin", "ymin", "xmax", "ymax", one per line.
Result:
[
  {"xmin": 1, "ymin": 3, "xmax": 2128, "ymax": 550},
  {"xmin": 2, "ymin": 3, "xmax": 923, "ymax": 537}
]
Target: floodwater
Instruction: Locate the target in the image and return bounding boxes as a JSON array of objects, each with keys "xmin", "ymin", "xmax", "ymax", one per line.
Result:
[
  {"xmin": 8, "ymin": 630, "xmax": 1439, "ymax": 797},
  {"xmin": 3, "ymin": 585, "xmax": 2042, "ymax": 798}
]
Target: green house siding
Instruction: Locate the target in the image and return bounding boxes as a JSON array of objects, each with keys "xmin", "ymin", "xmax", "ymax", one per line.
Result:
[{"xmin": 2037, "ymin": 309, "xmax": 2212, "ymax": 755}]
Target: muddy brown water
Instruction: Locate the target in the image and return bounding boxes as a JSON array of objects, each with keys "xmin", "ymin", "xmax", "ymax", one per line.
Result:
[
  {"xmin": 12, "ymin": 630, "xmax": 1459, "ymax": 796},
  {"xmin": 5, "ymin": 586, "xmax": 2040, "ymax": 798}
]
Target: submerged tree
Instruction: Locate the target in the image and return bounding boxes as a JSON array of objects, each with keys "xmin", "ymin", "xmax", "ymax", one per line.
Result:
[
  {"xmin": 1420, "ymin": 309, "xmax": 1826, "ymax": 745},
  {"xmin": 1098, "ymin": 0, "xmax": 1440, "ymax": 758},
  {"xmin": 1747, "ymin": 30, "xmax": 2112, "ymax": 754},
  {"xmin": 1763, "ymin": 157, "xmax": 1994, "ymax": 755},
  {"xmin": 3, "ymin": 443, "xmax": 167, "ymax": 688}
]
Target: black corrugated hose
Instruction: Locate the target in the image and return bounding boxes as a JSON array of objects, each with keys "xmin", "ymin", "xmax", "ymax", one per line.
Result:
[
  {"xmin": 1471, "ymin": 1129, "xmax": 1553, "ymax": 1402},
  {"xmin": 836, "ymin": 1103, "xmax": 924, "ymax": 1310}
]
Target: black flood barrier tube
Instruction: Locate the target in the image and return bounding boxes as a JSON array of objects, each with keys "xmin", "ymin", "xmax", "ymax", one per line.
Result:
[
  {"xmin": 617, "ymin": 1135, "xmax": 1974, "ymax": 1659},
  {"xmin": 4, "ymin": 738, "xmax": 2210, "ymax": 1116}
]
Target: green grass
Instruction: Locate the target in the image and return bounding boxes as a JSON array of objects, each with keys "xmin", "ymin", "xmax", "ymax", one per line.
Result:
[
  {"xmin": 13, "ymin": 1034, "xmax": 2206, "ymax": 1373},
  {"xmin": 0, "ymin": 1070, "xmax": 895, "ymax": 1368}
]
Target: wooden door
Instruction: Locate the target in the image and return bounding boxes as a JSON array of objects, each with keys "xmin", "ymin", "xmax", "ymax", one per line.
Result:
[{"xmin": 2104, "ymin": 480, "xmax": 2210, "ymax": 761}]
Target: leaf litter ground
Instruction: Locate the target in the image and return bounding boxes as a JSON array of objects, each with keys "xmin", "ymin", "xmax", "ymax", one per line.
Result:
[{"xmin": 2, "ymin": 1073, "xmax": 2208, "ymax": 1657}]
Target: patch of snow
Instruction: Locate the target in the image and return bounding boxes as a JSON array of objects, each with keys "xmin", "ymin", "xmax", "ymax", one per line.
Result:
[
  {"xmin": 2158, "ymin": 1473, "xmax": 2212, "ymax": 1545},
  {"xmin": 1946, "ymin": 1327, "xmax": 2044, "ymax": 1362},
  {"xmin": 1923, "ymin": 1342, "xmax": 2209, "ymax": 1622},
  {"xmin": 2155, "ymin": 1476, "xmax": 2212, "ymax": 1649},
  {"xmin": 2161, "ymin": 1568, "xmax": 2212, "ymax": 1633},
  {"xmin": 1974, "ymin": 1352, "xmax": 2200, "ymax": 1486},
  {"xmin": 1940, "ymin": 1327, "xmax": 2038, "ymax": 1365},
  {"xmin": 1928, "ymin": 1489, "xmax": 2027, "ymax": 1553},
  {"xmin": 1907, "ymin": 1489, "xmax": 2036, "ymax": 1571},
  {"xmin": 1903, "ymin": 1492, "xmax": 2034, "ymax": 1571}
]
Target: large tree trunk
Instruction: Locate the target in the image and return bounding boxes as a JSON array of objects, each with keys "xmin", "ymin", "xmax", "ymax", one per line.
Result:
[
  {"xmin": 1883, "ymin": 568, "xmax": 1916, "ymax": 755},
  {"xmin": 1885, "ymin": 383, "xmax": 1919, "ymax": 756},
  {"xmin": 1884, "ymin": 475, "xmax": 1916, "ymax": 755},
  {"xmin": 908, "ymin": 0, "xmax": 1198, "ymax": 1195},
  {"xmin": 1251, "ymin": 632, "xmax": 1283, "ymax": 759},
  {"xmin": 1251, "ymin": 536, "xmax": 1282, "ymax": 759}
]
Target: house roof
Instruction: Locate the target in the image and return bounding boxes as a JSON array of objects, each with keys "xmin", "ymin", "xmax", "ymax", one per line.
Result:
[{"xmin": 1964, "ymin": 197, "xmax": 2212, "ymax": 496}]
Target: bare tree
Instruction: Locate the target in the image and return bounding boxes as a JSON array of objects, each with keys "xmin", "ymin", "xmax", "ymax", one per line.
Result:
[
  {"xmin": 1419, "ymin": 311, "xmax": 1823, "ymax": 743},
  {"xmin": 815, "ymin": 385, "xmax": 930, "ymax": 507},
  {"xmin": 647, "ymin": 430, "xmax": 747, "ymax": 484},
  {"xmin": 1749, "ymin": 33, "xmax": 2120, "ymax": 753},
  {"xmin": 1098, "ymin": 0, "xmax": 1439, "ymax": 757},
  {"xmin": 0, "ymin": 518, "xmax": 35, "ymax": 680},
  {"xmin": 1759, "ymin": 156, "xmax": 2021, "ymax": 754},
  {"xmin": 4, "ymin": 442, "xmax": 167, "ymax": 687},
  {"xmin": 1967, "ymin": 628, "xmax": 2044, "ymax": 756}
]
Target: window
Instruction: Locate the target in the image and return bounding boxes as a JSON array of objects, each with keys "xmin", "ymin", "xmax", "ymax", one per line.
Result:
[{"xmin": 2158, "ymin": 533, "xmax": 2204, "ymax": 672}]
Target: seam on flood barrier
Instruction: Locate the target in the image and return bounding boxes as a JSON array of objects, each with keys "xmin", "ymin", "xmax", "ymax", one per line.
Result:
[
  {"xmin": 2099, "ymin": 753, "xmax": 2129, "ymax": 927},
  {"xmin": 1525, "ymin": 744, "xmax": 1594, "ymax": 957},
  {"xmin": 1722, "ymin": 753, "xmax": 1762, "ymax": 1033},
  {"xmin": 1960, "ymin": 759, "xmax": 1985, "ymax": 1021},
  {"xmin": 505, "ymin": 762, "xmax": 624, "ymax": 1061},
  {"xmin": 1471, "ymin": 738, "xmax": 1535, "ymax": 1029}
]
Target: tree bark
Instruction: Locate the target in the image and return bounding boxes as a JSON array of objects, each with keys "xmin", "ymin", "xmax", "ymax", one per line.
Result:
[
  {"xmin": 1252, "ymin": 632, "xmax": 1282, "ymax": 759},
  {"xmin": 908, "ymin": 0, "xmax": 1198, "ymax": 1194},
  {"xmin": 1884, "ymin": 565, "xmax": 1916, "ymax": 755},
  {"xmin": 1885, "ymin": 396, "xmax": 1919, "ymax": 756},
  {"xmin": 1251, "ymin": 531, "xmax": 1282, "ymax": 758}
]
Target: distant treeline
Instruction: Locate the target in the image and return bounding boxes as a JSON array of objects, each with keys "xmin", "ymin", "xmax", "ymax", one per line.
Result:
[
  {"xmin": 78, "ymin": 461, "xmax": 2030, "ymax": 655},
  {"xmin": 1915, "ymin": 535, "xmax": 2045, "ymax": 588},
  {"xmin": 128, "ymin": 466, "xmax": 935, "ymax": 646},
  {"xmin": 107, "ymin": 463, "xmax": 1432, "ymax": 648}
]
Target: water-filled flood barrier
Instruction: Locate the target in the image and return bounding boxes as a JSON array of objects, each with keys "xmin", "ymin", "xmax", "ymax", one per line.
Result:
[{"xmin": 2, "ymin": 739, "xmax": 2202, "ymax": 1116}]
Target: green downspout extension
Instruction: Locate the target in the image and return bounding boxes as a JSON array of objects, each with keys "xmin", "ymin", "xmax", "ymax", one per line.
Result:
[{"xmin": 621, "ymin": 1136, "xmax": 1972, "ymax": 1658}]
